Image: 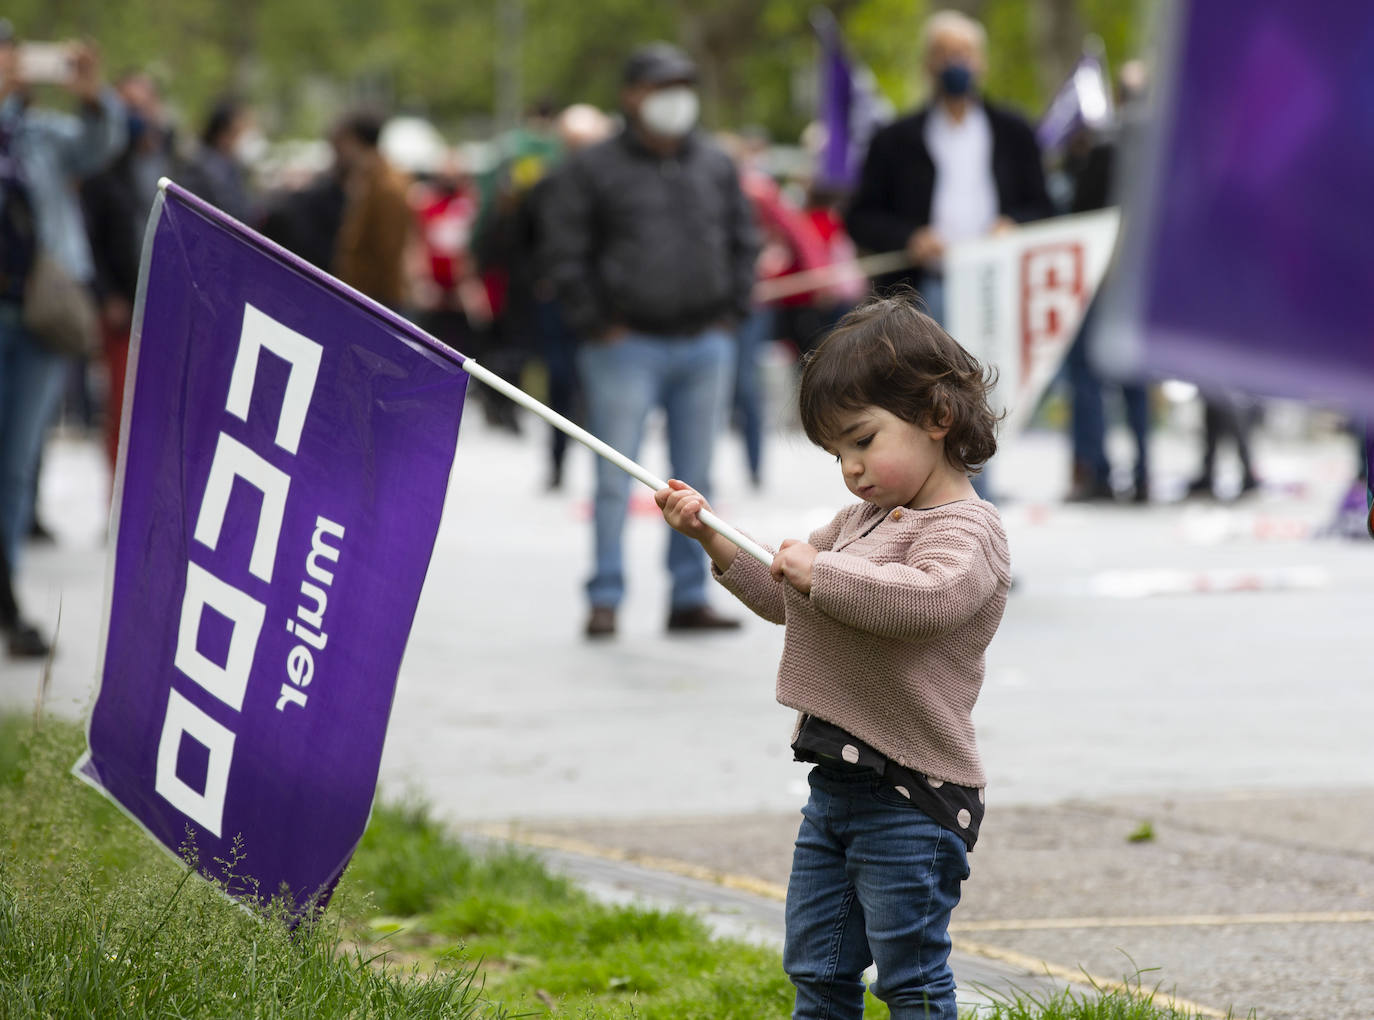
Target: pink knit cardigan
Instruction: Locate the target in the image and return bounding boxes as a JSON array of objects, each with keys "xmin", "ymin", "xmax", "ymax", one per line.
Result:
[{"xmin": 714, "ymin": 498, "xmax": 1011, "ymax": 787}]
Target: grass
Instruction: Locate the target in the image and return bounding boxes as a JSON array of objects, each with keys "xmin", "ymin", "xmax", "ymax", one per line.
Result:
[
  {"xmin": 1, "ymin": 713, "xmax": 1241, "ymax": 1018},
  {"xmin": 0, "ymin": 714, "xmax": 497, "ymax": 1019},
  {"xmin": 973, "ymin": 965, "xmax": 1255, "ymax": 1019},
  {"xmin": 337, "ymin": 798, "xmax": 794, "ymax": 1018}
]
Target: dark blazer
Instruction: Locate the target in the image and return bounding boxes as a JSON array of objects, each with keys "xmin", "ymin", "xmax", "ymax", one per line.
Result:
[
  {"xmin": 81, "ymin": 150, "xmax": 148, "ymax": 304},
  {"xmin": 82, "ymin": 138, "xmax": 189, "ymax": 303},
  {"xmin": 845, "ymin": 99, "xmax": 1054, "ymax": 291}
]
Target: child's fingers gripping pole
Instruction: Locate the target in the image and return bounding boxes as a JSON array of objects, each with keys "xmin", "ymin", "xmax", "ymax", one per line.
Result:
[{"xmin": 459, "ymin": 358, "xmax": 773, "ymax": 567}]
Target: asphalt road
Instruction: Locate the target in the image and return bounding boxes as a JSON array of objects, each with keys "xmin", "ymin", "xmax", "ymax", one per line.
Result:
[{"xmin": 6, "ymin": 401, "xmax": 1373, "ymax": 1019}]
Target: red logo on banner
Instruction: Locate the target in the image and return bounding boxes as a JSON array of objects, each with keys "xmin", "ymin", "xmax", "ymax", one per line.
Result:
[{"xmin": 1020, "ymin": 243, "xmax": 1086, "ymax": 382}]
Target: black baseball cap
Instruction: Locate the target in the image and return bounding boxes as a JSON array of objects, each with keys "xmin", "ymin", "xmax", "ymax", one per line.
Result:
[{"xmin": 622, "ymin": 43, "xmax": 697, "ymax": 87}]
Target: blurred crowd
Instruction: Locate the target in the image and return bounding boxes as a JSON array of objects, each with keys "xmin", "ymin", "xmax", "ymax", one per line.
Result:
[{"xmin": 0, "ymin": 11, "xmax": 1362, "ymax": 654}]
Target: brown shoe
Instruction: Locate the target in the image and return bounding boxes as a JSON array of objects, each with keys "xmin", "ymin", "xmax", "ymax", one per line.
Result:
[
  {"xmin": 666, "ymin": 605, "xmax": 741, "ymax": 632},
  {"xmin": 585, "ymin": 606, "xmax": 616, "ymax": 638}
]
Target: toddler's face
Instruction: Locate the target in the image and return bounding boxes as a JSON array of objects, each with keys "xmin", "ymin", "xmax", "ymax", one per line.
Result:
[{"xmin": 822, "ymin": 406, "xmax": 951, "ymax": 510}]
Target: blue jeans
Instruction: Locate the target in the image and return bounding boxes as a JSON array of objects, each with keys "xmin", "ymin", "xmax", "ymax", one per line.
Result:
[
  {"xmin": 734, "ymin": 307, "xmax": 772, "ymax": 483},
  {"xmin": 1067, "ymin": 297, "xmax": 1149, "ymax": 490},
  {"xmin": 575, "ymin": 328, "xmax": 734, "ymax": 611},
  {"xmin": 0, "ymin": 304, "xmax": 69, "ymax": 564},
  {"xmin": 785, "ymin": 765, "xmax": 970, "ymax": 1020},
  {"xmin": 916, "ymin": 274, "xmax": 945, "ymax": 328},
  {"xmin": 918, "ymin": 275, "xmax": 993, "ymax": 501}
]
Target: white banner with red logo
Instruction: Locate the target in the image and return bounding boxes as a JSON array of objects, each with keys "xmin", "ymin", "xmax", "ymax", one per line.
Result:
[{"xmin": 945, "ymin": 209, "xmax": 1119, "ymax": 434}]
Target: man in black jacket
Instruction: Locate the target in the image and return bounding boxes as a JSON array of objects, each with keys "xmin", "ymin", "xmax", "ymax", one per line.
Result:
[
  {"xmin": 542, "ymin": 43, "xmax": 758, "ymax": 638},
  {"xmin": 846, "ymin": 10, "xmax": 1053, "ymax": 325}
]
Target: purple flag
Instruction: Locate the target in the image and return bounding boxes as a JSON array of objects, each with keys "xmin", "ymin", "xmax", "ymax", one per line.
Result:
[
  {"xmin": 1036, "ymin": 51, "xmax": 1114, "ymax": 153},
  {"xmin": 812, "ymin": 8, "xmax": 889, "ymax": 192},
  {"xmin": 75, "ymin": 181, "xmax": 467, "ymax": 911},
  {"xmin": 1098, "ymin": 0, "xmax": 1374, "ymax": 416}
]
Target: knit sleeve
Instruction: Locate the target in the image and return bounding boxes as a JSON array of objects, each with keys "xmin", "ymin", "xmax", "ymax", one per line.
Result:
[
  {"xmin": 806, "ymin": 509, "xmax": 849, "ymax": 551},
  {"xmin": 714, "ymin": 505, "xmax": 862, "ymax": 624},
  {"xmin": 807, "ymin": 521, "xmax": 1003, "ymax": 640},
  {"xmin": 713, "ymin": 539, "xmax": 784, "ymax": 624}
]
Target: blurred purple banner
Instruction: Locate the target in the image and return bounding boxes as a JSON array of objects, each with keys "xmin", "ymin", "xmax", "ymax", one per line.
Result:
[
  {"xmin": 1036, "ymin": 51, "xmax": 1114, "ymax": 153},
  {"xmin": 812, "ymin": 7, "xmax": 888, "ymax": 191},
  {"xmin": 75, "ymin": 181, "xmax": 467, "ymax": 912},
  {"xmin": 1099, "ymin": 0, "xmax": 1374, "ymax": 416}
]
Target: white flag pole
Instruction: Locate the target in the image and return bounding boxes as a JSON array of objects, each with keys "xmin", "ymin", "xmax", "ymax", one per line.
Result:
[
  {"xmin": 459, "ymin": 358, "xmax": 774, "ymax": 567},
  {"xmin": 752, "ymin": 249, "xmax": 912, "ymax": 304},
  {"xmin": 148, "ymin": 174, "xmax": 770, "ymax": 565}
]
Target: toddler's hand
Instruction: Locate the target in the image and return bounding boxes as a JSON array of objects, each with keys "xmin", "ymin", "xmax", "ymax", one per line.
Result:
[
  {"xmin": 771, "ymin": 538, "xmax": 817, "ymax": 593},
  {"xmin": 655, "ymin": 479, "xmax": 713, "ymax": 539}
]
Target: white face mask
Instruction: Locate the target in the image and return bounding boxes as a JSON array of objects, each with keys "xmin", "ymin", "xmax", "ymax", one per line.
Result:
[{"xmin": 639, "ymin": 86, "xmax": 699, "ymax": 138}]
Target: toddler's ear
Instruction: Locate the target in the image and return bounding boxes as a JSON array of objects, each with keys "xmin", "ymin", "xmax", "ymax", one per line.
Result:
[
  {"xmin": 925, "ymin": 385, "xmax": 955, "ymax": 433},
  {"xmin": 923, "ymin": 407, "xmax": 953, "ymax": 439}
]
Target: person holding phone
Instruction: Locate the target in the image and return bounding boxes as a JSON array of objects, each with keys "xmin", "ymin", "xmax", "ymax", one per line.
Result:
[{"xmin": 0, "ymin": 19, "xmax": 124, "ymax": 650}]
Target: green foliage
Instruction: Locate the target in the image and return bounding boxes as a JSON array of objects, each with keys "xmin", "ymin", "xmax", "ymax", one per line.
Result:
[
  {"xmin": 2, "ymin": 0, "xmax": 1156, "ymax": 141},
  {"xmin": 341, "ymin": 800, "xmax": 581, "ymax": 918},
  {"xmin": 1127, "ymin": 820, "xmax": 1157, "ymax": 843},
  {"xmin": 0, "ymin": 715, "xmax": 790, "ymax": 1017},
  {"xmin": 972, "ymin": 966, "xmax": 1252, "ymax": 1019},
  {"xmin": 980, "ymin": 0, "xmax": 1041, "ymax": 112},
  {"xmin": 350, "ymin": 812, "xmax": 795, "ymax": 1017},
  {"xmin": 343, "ymin": 799, "xmax": 486, "ymax": 917},
  {"xmin": 0, "ymin": 717, "xmax": 498, "ymax": 1019},
  {"xmin": 846, "ymin": 0, "xmax": 931, "ymax": 113}
]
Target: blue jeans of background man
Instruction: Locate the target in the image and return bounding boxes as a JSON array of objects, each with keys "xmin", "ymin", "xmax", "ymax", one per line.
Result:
[
  {"xmin": 918, "ymin": 274, "xmax": 993, "ymax": 501},
  {"xmin": 1066, "ymin": 296, "xmax": 1149, "ymax": 493},
  {"xmin": 734, "ymin": 306, "xmax": 773, "ymax": 485},
  {"xmin": 575, "ymin": 328, "xmax": 734, "ymax": 612},
  {"xmin": 0, "ymin": 304, "xmax": 69, "ymax": 565},
  {"xmin": 784, "ymin": 764, "xmax": 969, "ymax": 1020},
  {"xmin": 915, "ymin": 273, "xmax": 945, "ymax": 327}
]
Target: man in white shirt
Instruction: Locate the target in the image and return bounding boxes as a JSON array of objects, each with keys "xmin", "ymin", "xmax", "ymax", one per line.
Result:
[{"xmin": 847, "ymin": 10, "xmax": 1053, "ymax": 325}]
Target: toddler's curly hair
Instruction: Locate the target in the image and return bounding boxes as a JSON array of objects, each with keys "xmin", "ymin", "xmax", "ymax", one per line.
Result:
[{"xmin": 798, "ymin": 294, "xmax": 1001, "ymax": 475}]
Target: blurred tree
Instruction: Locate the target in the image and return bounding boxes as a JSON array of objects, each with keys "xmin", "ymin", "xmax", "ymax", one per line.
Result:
[{"xmin": 2, "ymin": 0, "xmax": 1154, "ymax": 144}]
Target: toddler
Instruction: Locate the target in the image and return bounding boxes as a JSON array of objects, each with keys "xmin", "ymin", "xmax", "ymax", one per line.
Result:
[{"xmin": 657, "ymin": 295, "xmax": 1011, "ymax": 1019}]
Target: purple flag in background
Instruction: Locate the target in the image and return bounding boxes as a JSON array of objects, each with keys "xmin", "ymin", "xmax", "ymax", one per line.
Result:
[
  {"xmin": 812, "ymin": 8, "xmax": 889, "ymax": 192},
  {"xmin": 75, "ymin": 181, "xmax": 467, "ymax": 911},
  {"xmin": 1036, "ymin": 50, "xmax": 1114, "ymax": 153},
  {"xmin": 1098, "ymin": 0, "xmax": 1374, "ymax": 416}
]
